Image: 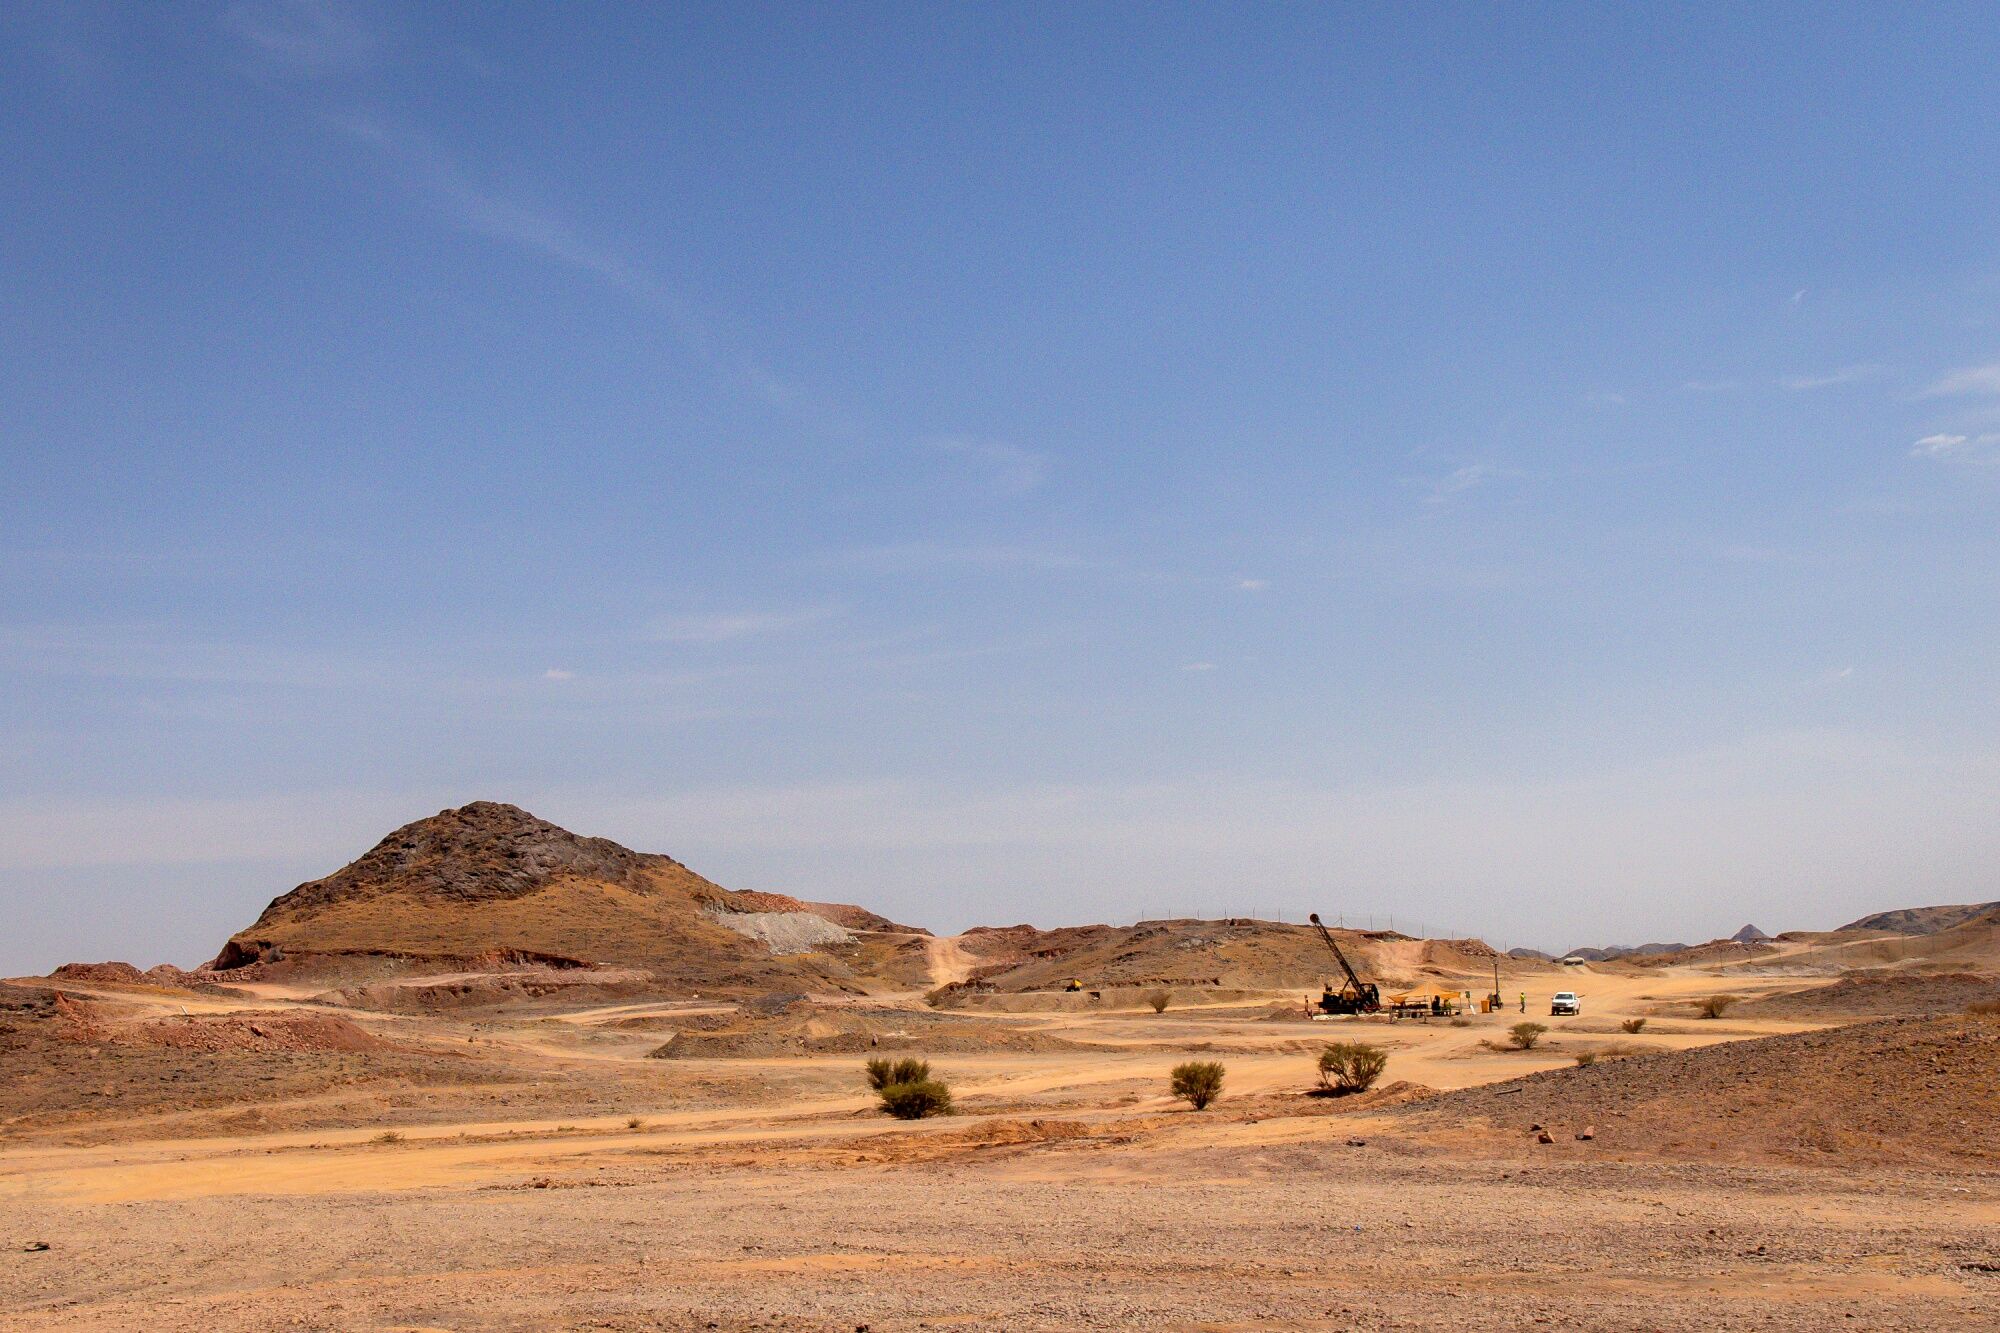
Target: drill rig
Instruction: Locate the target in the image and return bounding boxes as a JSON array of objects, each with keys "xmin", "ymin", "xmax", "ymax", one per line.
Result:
[{"xmin": 1308, "ymin": 913, "xmax": 1382, "ymax": 1015}]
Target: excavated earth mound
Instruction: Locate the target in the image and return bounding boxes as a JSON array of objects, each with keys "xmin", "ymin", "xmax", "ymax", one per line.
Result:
[
  {"xmin": 124, "ymin": 1011, "xmax": 382, "ymax": 1054},
  {"xmin": 1405, "ymin": 1014, "xmax": 2000, "ymax": 1167},
  {"xmin": 648, "ymin": 1004, "xmax": 1088, "ymax": 1058},
  {"xmin": 1738, "ymin": 972, "xmax": 2000, "ymax": 1018},
  {"xmin": 315, "ymin": 967, "xmax": 659, "ymax": 1014}
]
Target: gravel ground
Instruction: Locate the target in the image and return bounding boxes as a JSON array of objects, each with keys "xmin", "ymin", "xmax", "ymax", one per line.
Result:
[{"xmin": 2, "ymin": 1132, "xmax": 1995, "ymax": 1331}]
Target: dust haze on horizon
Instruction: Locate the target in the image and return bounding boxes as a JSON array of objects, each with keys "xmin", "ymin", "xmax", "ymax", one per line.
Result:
[{"xmin": 5, "ymin": 4, "xmax": 2000, "ymax": 977}]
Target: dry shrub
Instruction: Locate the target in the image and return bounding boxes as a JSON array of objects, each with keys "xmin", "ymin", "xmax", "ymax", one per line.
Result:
[
  {"xmin": 1317, "ymin": 1042, "xmax": 1388, "ymax": 1094},
  {"xmin": 1966, "ymin": 999, "xmax": 2000, "ymax": 1016},
  {"xmin": 1698, "ymin": 994, "xmax": 1739, "ymax": 1020},
  {"xmin": 878, "ymin": 1080, "xmax": 953, "ymax": 1119},
  {"xmin": 866, "ymin": 1056, "xmax": 952, "ymax": 1118},
  {"xmin": 1620, "ymin": 1017, "xmax": 1647, "ymax": 1034},
  {"xmin": 626, "ymin": 1117, "xmax": 645, "ymax": 1130},
  {"xmin": 1508, "ymin": 1021, "xmax": 1548, "ymax": 1050},
  {"xmin": 1170, "ymin": 1060, "xmax": 1225, "ymax": 1110},
  {"xmin": 865, "ymin": 1056, "xmax": 931, "ymax": 1091},
  {"xmin": 371, "ymin": 1130, "xmax": 403, "ymax": 1145},
  {"xmin": 1573, "ymin": 1051, "xmax": 1598, "ymax": 1067},
  {"xmin": 1147, "ymin": 990, "xmax": 1172, "ymax": 1014}
]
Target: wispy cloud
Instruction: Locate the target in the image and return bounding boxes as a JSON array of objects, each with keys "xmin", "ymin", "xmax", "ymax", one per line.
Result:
[
  {"xmin": 1420, "ymin": 462, "xmax": 1519, "ymax": 504},
  {"xmin": 1682, "ymin": 378, "xmax": 1739, "ymax": 393},
  {"xmin": 1924, "ymin": 362, "xmax": 2000, "ymax": 397},
  {"xmin": 223, "ymin": 0, "xmax": 377, "ymax": 77},
  {"xmin": 1235, "ymin": 578, "xmax": 1268, "ymax": 591},
  {"xmin": 1181, "ymin": 661, "xmax": 1217, "ymax": 672},
  {"xmin": 1910, "ymin": 431, "xmax": 2000, "ymax": 464},
  {"xmin": 542, "ymin": 667, "xmax": 576, "ymax": 681},
  {"xmin": 925, "ymin": 437, "xmax": 1048, "ymax": 494},
  {"xmin": 1780, "ymin": 364, "xmax": 1883, "ymax": 392},
  {"xmin": 647, "ymin": 607, "xmax": 841, "ymax": 644},
  {"xmin": 823, "ymin": 544, "xmax": 1101, "ymax": 575},
  {"xmin": 1911, "ymin": 433, "xmax": 1968, "ymax": 458}
]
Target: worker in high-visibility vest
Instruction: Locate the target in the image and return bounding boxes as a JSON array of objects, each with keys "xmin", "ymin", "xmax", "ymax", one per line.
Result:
[{"xmin": 1519, "ymin": 992, "xmax": 1526, "ymax": 1013}]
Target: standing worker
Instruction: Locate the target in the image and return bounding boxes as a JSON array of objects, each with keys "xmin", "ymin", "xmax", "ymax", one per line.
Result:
[{"xmin": 1519, "ymin": 991, "xmax": 1526, "ymax": 1013}]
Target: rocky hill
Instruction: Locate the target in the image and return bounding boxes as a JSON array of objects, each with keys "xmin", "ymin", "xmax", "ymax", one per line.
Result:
[
  {"xmin": 1838, "ymin": 901, "xmax": 2000, "ymax": 936},
  {"xmin": 937, "ymin": 917, "xmax": 1536, "ymax": 997},
  {"xmin": 210, "ymin": 802, "xmax": 930, "ymax": 994}
]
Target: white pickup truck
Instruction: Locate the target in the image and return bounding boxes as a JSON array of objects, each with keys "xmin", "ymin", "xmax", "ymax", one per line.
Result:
[{"xmin": 1550, "ymin": 991, "xmax": 1582, "ymax": 1016}]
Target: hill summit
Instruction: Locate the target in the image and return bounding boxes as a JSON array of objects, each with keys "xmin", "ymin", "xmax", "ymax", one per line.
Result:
[{"xmin": 252, "ymin": 801, "xmax": 678, "ymax": 914}]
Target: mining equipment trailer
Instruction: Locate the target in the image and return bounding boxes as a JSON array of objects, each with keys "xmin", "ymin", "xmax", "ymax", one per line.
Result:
[{"xmin": 1309, "ymin": 913, "xmax": 1382, "ymax": 1015}]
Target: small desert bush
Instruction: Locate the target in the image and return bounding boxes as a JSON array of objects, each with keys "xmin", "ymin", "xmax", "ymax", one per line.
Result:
[
  {"xmin": 371, "ymin": 1130, "xmax": 403, "ymax": 1145},
  {"xmin": 1620, "ymin": 1017, "xmax": 1648, "ymax": 1034},
  {"xmin": 878, "ymin": 1079, "xmax": 953, "ymax": 1120},
  {"xmin": 864, "ymin": 1056, "xmax": 932, "ymax": 1091},
  {"xmin": 1146, "ymin": 989, "xmax": 1172, "ymax": 1014},
  {"xmin": 626, "ymin": 1117, "xmax": 645, "ymax": 1130},
  {"xmin": 1317, "ymin": 1042, "xmax": 1388, "ymax": 1094},
  {"xmin": 1965, "ymin": 998, "xmax": 2000, "ymax": 1016},
  {"xmin": 1450, "ymin": 1016, "xmax": 1471, "ymax": 1027},
  {"xmin": 1170, "ymin": 1060, "xmax": 1225, "ymax": 1110},
  {"xmin": 864, "ymin": 1056, "xmax": 951, "ymax": 1118},
  {"xmin": 1573, "ymin": 1051, "xmax": 1598, "ymax": 1067},
  {"xmin": 1697, "ymin": 994, "xmax": 1739, "ymax": 1020},
  {"xmin": 1508, "ymin": 1021, "xmax": 1548, "ymax": 1050}
]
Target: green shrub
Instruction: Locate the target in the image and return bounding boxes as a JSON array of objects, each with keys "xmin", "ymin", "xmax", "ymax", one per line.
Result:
[
  {"xmin": 865, "ymin": 1056, "xmax": 931, "ymax": 1091},
  {"xmin": 1620, "ymin": 1018, "xmax": 1647, "ymax": 1034},
  {"xmin": 878, "ymin": 1079, "xmax": 953, "ymax": 1119},
  {"xmin": 1317, "ymin": 1042, "xmax": 1389, "ymax": 1094},
  {"xmin": 1508, "ymin": 1021, "xmax": 1548, "ymax": 1050},
  {"xmin": 1697, "ymin": 994, "xmax": 1738, "ymax": 1020},
  {"xmin": 1170, "ymin": 1060, "xmax": 1225, "ymax": 1110},
  {"xmin": 1146, "ymin": 989, "xmax": 1171, "ymax": 1014}
]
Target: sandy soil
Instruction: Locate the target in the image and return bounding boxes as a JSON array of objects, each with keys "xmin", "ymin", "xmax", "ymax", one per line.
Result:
[{"xmin": 3, "ymin": 963, "xmax": 1995, "ymax": 1331}]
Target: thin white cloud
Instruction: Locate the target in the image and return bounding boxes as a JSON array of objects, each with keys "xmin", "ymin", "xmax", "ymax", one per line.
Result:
[
  {"xmin": 925, "ymin": 437, "xmax": 1048, "ymax": 494},
  {"xmin": 1236, "ymin": 578, "xmax": 1268, "ymax": 591},
  {"xmin": 1421, "ymin": 463, "xmax": 1519, "ymax": 504},
  {"xmin": 223, "ymin": 0, "xmax": 377, "ymax": 76},
  {"xmin": 1790, "ymin": 289, "xmax": 1807, "ymax": 305},
  {"xmin": 1925, "ymin": 362, "xmax": 2000, "ymax": 397},
  {"xmin": 1910, "ymin": 433, "xmax": 1968, "ymax": 458},
  {"xmin": 1682, "ymin": 378, "xmax": 1739, "ymax": 393},
  {"xmin": 1780, "ymin": 365, "xmax": 1883, "ymax": 391},
  {"xmin": 1181, "ymin": 661, "xmax": 1217, "ymax": 672},
  {"xmin": 824, "ymin": 544, "xmax": 1101, "ymax": 575},
  {"xmin": 542, "ymin": 667, "xmax": 576, "ymax": 681},
  {"xmin": 1910, "ymin": 432, "xmax": 2000, "ymax": 464},
  {"xmin": 647, "ymin": 607, "xmax": 840, "ymax": 644}
]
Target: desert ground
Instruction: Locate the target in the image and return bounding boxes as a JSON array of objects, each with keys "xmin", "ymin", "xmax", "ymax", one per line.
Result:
[{"xmin": 4, "ymin": 945, "xmax": 1997, "ymax": 1332}]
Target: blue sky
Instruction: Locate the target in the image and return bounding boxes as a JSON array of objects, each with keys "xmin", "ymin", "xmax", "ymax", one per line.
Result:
[{"xmin": 4, "ymin": 2, "xmax": 1999, "ymax": 973}]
